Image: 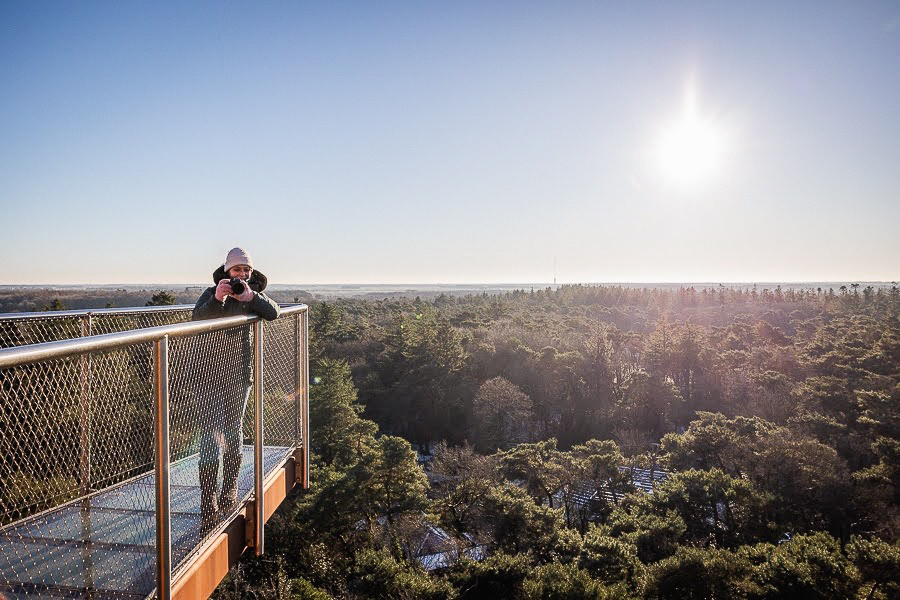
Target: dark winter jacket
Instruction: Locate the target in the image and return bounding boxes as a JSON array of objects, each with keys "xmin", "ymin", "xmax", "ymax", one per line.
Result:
[
  {"xmin": 192, "ymin": 265, "xmax": 281, "ymax": 322},
  {"xmin": 192, "ymin": 265, "xmax": 281, "ymax": 387}
]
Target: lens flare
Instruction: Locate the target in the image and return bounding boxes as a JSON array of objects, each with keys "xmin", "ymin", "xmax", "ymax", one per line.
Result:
[
  {"xmin": 657, "ymin": 86, "xmax": 723, "ymax": 185},
  {"xmin": 659, "ymin": 116, "xmax": 721, "ymax": 183}
]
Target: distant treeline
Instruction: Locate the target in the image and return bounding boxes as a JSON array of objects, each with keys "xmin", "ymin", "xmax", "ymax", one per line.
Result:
[{"xmin": 0, "ymin": 287, "xmax": 315, "ymax": 312}]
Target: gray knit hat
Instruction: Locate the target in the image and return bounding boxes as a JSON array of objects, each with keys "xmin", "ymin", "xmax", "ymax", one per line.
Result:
[{"xmin": 224, "ymin": 247, "xmax": 253, "ymax": 272}]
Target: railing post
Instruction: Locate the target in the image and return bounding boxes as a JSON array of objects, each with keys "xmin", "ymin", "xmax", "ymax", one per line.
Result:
[
  {"xmin": 153, "ymin": 335, "xmax": 172, "ymax": 600},
  {"xmin": 293, "ymin": 311, "xmax": 310, "ymax": 488},
  {"xmin": 301, "ymin": 309, "xmax": 309, "ymax": 489},
  {"xmin": 294, "ymin": 313, "xmax": 300, "ymax": 453},
  {"xmin": 253, "ymin": 320, "xmax": 265, "ymax": 555},
  {"xmin": 79, "ymin": 315, "xmax": 95, "ymax": 600},
  {"xmin": 79, "ymin": 314, "xmax": 92, "ymax": 495}
]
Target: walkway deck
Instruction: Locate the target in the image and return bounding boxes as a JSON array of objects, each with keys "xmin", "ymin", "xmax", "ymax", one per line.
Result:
[{"xmin": 0, "ymin": 445, "xmax": 292, "ymax": 600}]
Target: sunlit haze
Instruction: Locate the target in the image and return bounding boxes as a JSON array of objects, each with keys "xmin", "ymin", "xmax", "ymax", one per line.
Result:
[
  {"xmin": 1, "ymin": 2, "xmax": 898, "ymax": 285},
  {"xmin": 658, "ymin": 86, "xmax": 724, "ymax": 186}
]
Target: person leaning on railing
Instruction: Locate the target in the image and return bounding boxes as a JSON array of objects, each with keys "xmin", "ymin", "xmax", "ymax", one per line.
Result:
[{"xmin": 192, "ymin": 247, "xmax": 281, "ymax": 532}]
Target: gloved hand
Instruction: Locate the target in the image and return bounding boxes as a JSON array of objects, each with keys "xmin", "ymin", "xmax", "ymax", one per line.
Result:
[
  {"xmin": 215, "ymin": 279, "xmax": 233, "ymax": 302},
  {"xmin": 234, "ymin": 284, "xmax": 255, "ymax": 303}
]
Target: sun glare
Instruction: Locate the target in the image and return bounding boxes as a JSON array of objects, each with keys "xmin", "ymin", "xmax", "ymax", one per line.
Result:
[{"xmin": 657, "ymin": 87, "xmax": 723, "ymax": 186}]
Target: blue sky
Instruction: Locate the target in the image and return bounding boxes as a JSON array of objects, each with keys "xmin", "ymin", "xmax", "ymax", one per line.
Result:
[{"xmin": 2, "ymin": 1, "xmax": 898, "ymax": 285}]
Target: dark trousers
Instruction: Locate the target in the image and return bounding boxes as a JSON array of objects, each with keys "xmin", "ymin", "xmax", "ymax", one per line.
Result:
[
  {"xmin": 198, "ymin": 383, "xmax": 252, "ymax": 470},
  {"xmin": 198, "ymin": 382, "xmax": 252, "ymax": 521}
]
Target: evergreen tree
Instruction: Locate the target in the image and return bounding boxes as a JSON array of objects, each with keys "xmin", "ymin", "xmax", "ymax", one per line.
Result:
[{"xmin": 145, "ymin": 291, "xmax": 176, "ymax": 306}]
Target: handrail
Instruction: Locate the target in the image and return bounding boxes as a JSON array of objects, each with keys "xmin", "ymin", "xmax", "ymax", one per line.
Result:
[{"xmin": 0, "ymin": 304, "xmax": 307, "ymax": 369}]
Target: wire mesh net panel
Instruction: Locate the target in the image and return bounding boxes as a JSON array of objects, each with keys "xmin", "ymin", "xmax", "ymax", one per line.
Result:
[
  {"xmin": 0, "ymin": 344, "xmax": 160, "ymax": 597},
  {"xmin": 167, "ymin": 319, "xmax": 302, "ymax": 574},
  {"xmin": 0, "ymin": 307, "xmax": 306, "ymax": 599},
  {"xmin": 262, "ymin": 316, "xmax": 300, "ymax": 450},
  {"xmin": 0, "ymin": 317, "xmax": 83, "ymax": 349},
  {"xmin": 90, "ymin": 309, "xmax": 192, "ymax": 337},
  {"xmin": 1, "ymin": 354, "xmax": 90, "ymax": 526},
  {"xmin": 169, "ymin": 325, "xmax": 253, "ymax": 557},
  {"xmin": 0, "ymin": 307, "xmax": 193, "ymax": 349}
]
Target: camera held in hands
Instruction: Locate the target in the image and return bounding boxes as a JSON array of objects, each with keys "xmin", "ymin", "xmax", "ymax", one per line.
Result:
[{"xmin": 229, "ymin": 278, "xmax": 246, "ymax": 295}]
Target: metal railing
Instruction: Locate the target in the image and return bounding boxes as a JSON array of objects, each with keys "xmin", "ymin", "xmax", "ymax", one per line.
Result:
[
  {"xmin": 0, "ymin": 304, "xmax": 309, "ymax": 600},
  {"xmin": 0, "ymin": 305, "xmax": 195, "ymax": 348}
]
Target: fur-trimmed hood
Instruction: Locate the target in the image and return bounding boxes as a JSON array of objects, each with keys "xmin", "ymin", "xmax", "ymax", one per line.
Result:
[{"xmin": 212, "ymin": 264, "xmax": 269, "ymax": 292}]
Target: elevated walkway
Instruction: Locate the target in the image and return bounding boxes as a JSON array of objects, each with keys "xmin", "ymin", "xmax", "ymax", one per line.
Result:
[
  {"xmin": 0, "ymin": 446, "xmax": 291, "ymax": 599},
  {"xmin": 0, "ymin": 305, "xmax": 310, "ymax": 600}
]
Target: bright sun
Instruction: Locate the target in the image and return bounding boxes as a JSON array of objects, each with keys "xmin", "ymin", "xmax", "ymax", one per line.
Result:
[{"xmin": 658, "ymin": 88, "xmax": 723, "ymax": 185}]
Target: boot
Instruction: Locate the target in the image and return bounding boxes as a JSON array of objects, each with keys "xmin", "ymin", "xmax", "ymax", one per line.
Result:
[
  {"xmin": 199, "ymin": 463, "xmax": 219, "ymax": 533},
  {"xmin": 219, "ymin": 451, "xmax": 242, "ymax": 516}
]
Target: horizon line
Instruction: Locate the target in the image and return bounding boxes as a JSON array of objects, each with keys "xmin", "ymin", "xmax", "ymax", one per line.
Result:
[{"xmin": 2, "ymin": 280, "xmax": 897, "ymax": 288}]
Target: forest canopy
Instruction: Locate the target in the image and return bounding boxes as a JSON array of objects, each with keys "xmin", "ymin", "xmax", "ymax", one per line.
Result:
[{"xmin": 224, "ymin": 283, "xmax": 900, "ymax": 599}]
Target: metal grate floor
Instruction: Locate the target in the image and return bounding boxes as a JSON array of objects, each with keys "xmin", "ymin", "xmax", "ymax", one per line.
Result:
[{"xmin": 0, "ymin": 446, "xmax": 291, "ymax": 600}]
